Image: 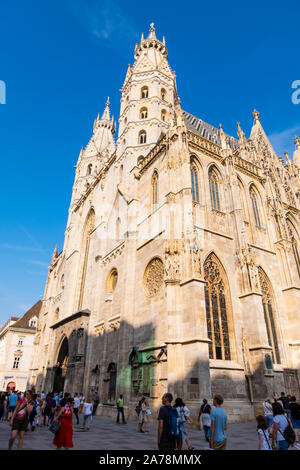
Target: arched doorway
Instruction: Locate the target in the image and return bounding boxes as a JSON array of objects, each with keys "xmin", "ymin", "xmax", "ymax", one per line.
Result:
[{"xmin": 53, "ymin": 337, "xmax": 68, "ymax": 393}]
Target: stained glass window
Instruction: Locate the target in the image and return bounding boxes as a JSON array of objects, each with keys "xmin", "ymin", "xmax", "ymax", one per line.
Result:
[
  {"xmin": 258, "ymin": 268, "xmax": 280, "ymax": 364},
  {"xmin": 204, "ymin": 255, "xmax": 231, "ymax": 360}
]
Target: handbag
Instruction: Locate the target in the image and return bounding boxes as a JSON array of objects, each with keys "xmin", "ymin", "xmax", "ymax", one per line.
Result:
[
  {"xmin": 49, "ymin": 420, "xmax": 61, "ymax": 434},
  {"xmin": 146, "ymin": 409, "xmax": 151, "ymax": 416}
]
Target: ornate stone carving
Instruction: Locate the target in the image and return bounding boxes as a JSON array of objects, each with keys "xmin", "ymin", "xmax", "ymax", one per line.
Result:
[
  {"xmin": 108, "ymin": 317, "xmax": 120, "ymax": 331},
  {"xmin": 164, "ymin": 240, "xmax": 181, "ymax": 281},
  {"xmin": 144, "ymin": 257, "xmax": 164, "ymax": 296},
  {"xmin": 101, "ymin": 242, "xmax": 125, "ymax": 266},
  {"xmin": 94, "ymin": 323, "xmax": 105, "ymax": 337}
]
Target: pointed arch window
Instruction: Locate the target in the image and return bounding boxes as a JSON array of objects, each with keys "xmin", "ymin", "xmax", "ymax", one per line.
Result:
[
  {"xmin": 258, "ymin": 268, "xmax": 280, "ymax": 364},
  {"xmin": 140, "ymin": 107, "xmax": 148, "ymax": 119},
  {"xmin": 204, "ymin": 254, "xmax": 231, "ymax": 360},
  {"xmin": 161, "ymin": 88, "xmax": 167, "ymax": 101},
  {"xmin": 250, "ymin": 187, "xmax": 261, "ymax": 227},
  {"xmin": 286, "ymin": 219, "xmax": 300, "ymax": 278},
  {"xmin": 161, "ymin": 109, "xmax": 167, "ymax": 122},
  {"xmin": 209, "ymin": 168, "xmax": 220, "ymax": 211},
  {"xmin": 152, "ymin": 171, "xmax": 158, "ymax": 207},
  {"xmin": 191, "ymin": 160, "xmax": 199, "ymax": 203},
  {"xmin": 87, "ymin": 164, "xmax": 92, "ymax": 176},
  {"xmin": 141, "ymin": 86, "xmax": 149, "ymax": 99},
  {"xmin": 139, "ymin": 130, "xmax": 147, "ymax": 144}
]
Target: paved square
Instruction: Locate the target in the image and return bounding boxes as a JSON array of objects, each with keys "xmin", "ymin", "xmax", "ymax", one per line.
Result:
[{"xmin": 0, "ymin": 415, "xmax": 260, "ymax": 450}]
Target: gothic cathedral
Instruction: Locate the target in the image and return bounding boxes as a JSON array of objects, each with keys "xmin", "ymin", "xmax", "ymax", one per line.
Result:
[{"xmin": 29, "ymin": 25, "xmax": 300, "ymax": 422}]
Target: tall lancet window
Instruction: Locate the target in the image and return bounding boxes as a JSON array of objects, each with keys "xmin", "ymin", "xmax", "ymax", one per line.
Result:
[
  {"xmin": 258, "ymin": 267, "xmax": 280, "ymax": 364},
  {"xmin": 204, "ymin": 254, "xmax": 231, "ymax": 360},
  {"xmin": 152, "ymin": 171, "xmax": 158, "ymax": 207},
  {"xmin": 286, "ymin": 218, "xmax": 300, "ymax": 278},
  {"xmin": 78, "ymin": 209, "xmax": 95, "ymax": 309},
  {"xmin": 140, "ymin": 107, "xmax": 148, "ymax": 119},
  {"xmin": 191, "ymin": 160, "xmax": 199, "ymax": 203},
  {"xmin": 250, "ymin": 187, "xmax": 261, "ymax": 227},
  {"xmin": 209, "ymin": 168, "xmax": 220, "ymax": 211}
]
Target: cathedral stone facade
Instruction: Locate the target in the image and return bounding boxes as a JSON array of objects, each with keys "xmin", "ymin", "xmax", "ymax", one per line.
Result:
[{"xmin": 29, "ymin": 25, "xmax": 300, "ymax": 423}]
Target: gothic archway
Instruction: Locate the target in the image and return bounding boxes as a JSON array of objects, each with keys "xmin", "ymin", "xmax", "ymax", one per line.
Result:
[{"xmin": 53, "ymin": 337, "xmax": 69, "ymax": 393}]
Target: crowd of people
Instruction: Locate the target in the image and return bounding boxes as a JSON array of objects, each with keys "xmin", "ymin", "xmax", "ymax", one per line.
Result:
[
  {"xmin": 1, "ymin": 387, "xmax": 299, "ymax": 451},
  {"xmin": 0, "ymin": 389, "xmax": 100, "ymax": 450}
]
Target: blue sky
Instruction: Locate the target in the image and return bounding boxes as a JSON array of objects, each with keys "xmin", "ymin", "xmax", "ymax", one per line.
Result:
[{"xmin": 0, "ymin": 0, "xmax": 299, "ymax": 325}]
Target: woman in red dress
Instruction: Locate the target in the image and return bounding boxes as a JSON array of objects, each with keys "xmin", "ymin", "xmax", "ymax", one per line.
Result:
[{"xmin": 53, "ymin": 397, "xmax": 74, "ymax": 450}]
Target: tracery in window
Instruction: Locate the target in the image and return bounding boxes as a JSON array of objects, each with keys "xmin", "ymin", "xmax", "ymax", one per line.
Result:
[{"xmin": 204, "ymin": 254, "xmax": 231, "ymax": 360}]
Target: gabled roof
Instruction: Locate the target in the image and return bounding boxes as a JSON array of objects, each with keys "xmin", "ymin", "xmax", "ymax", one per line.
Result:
[
  {"xmin": 12, "ymin": 300, "xmax": 42, "ymax": 330},
  {"xmin": 183, "ymin": 110, "xmax": 239, "ymax": 152}
]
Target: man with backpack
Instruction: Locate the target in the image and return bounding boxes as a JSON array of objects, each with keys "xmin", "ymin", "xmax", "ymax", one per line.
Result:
[{"xmin": 157, "ymin": 393, "xmax": 179, "ymax": 451}]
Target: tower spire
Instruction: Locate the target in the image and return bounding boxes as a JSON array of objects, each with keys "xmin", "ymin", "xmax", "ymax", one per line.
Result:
[{"xmin": 102, "ymin": 97, "xmax": 111, "ymax": 120}]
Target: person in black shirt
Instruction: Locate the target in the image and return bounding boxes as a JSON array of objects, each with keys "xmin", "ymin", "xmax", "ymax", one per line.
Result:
[
  {"xmin": 278, "ymin": 392, "xmax": 291, "ymax": 418},
  {"xmin": 157, "ymin": 393, "xmax": 176, "ymax": 451},
  {"xmin": 289, "ymin": 396, "xmax": 300, "ymax": 442}
]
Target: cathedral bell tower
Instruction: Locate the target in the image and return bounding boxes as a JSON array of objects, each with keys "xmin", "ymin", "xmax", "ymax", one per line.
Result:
[{"xmin": 117, "ymin": 24, "xmax": 178, "ymax": 172}]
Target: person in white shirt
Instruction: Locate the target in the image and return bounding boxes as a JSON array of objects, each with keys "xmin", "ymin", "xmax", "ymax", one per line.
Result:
[
  {"xmin": 256, "ymin": 415, "xmax": 271, "ymax": 450},
  {"xmin": 272, "ymin": 401, "xmax": 292, "ymax": 450},
  {"xmin": 79, "ymin": 394, "xmax": 85, "ymax": 414},
  {"xmin": 262, "ymin": 399, "xmax": 273, "ymax": 434},
  {"xmin": 73, "ymin": 393, "xmax": 80, "ymax": 425},
  {"xmin": 80, "ymin": 400, "xmax": 93, "ymax": 431}
]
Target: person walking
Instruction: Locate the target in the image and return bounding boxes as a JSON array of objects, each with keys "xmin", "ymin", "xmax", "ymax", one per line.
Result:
[
  {"xmin": 53, "ymin": 397, "xmax": 74, "ymax": 450},
  {"xmin": 174, "ymin": 398, "xmax": 194, "ymax": 450},
  {"xmin": 116, "ymin": 394, "xmax": 126, "ymax": 424},
  {"xmin": 81, "ymin": 399, "xmax": 93, "ymax": 431},
  {"xmin": 8, "ymin": 391, "xmax": 18, "ymax": 420},
  {"xmin": 288, "ymin": 396, "xmax": 300, "ymax": 443},
  {"xmin": 256, "ymin": 415, "xmax": 272, "ymax": 450},
  {"xmin": 271, "ymin": 401, "xmax": 294, "ymax": 450},
  {"xmin": 262, "ymin": 399, "xmax": 274, "ymax": 435},
  {"xmin": 73, "ymin": 393, "xmax": 80, "ymax": 425},
  {"xmin": 35, "ymin": 397, "xmax": 42, "ymax": 427},
  {"xmin": 8, "ymin": 391, "xmax": 33, "ymax": 450},
  {"xmin": 0, "ymin": 392, "xmax": 5, "ymax": 421},
  {"xmin": 198, "ymin": 399, "xmax": 211, "ymax": 442},
  {"xmin": 92, "ymin": 391, "xmax": 100, "ymax": 416},
  {"xmin": 278, "ymin": 392, "xmax": 291, "ymax": 418},
  {"xmin": 79, "ymin": 393, "xmax": 85, "ymax": 414},
  {"xmin": 138, "ymin": 397, "xmax": 150, "ymax": 433},
  {"xmin": 209, "ymin": 394, "xmax": 228, "ymax": 450},
  {"xmin": 157, "ymin": 393, "xmax": 178, "ymax": 451}
]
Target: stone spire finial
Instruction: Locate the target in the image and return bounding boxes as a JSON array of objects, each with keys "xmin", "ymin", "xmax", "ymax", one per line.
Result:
[
  {"xmin": 141, "ymin": 32, "xmax": 144, "ymax": 41},
  {"xmin": 51, "ymin": 245, "xmax": 58, "ymax": 264},
  {"xmin": 293, "ymin": 136, "xmax": 300, "ymax": 167},
  {"xmin": 237, "ymin": 121, "xmax": 244, "ymax": 140},
  {"xmin": 148, "ymin": 22, "xmax": 156, "ymax": 39},
  {"xmin": 253, "ymin": 109, "xmax": 260, "ymax": 123},
  {"xmin": 101, "ymin": 97, "xmax": 111, "ymax": 120}
]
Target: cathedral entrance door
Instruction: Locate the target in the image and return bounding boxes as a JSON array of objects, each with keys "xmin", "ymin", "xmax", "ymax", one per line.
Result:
[{"xmin": 53, "ymin": 337, "xmax": 69, "ymax": 393}]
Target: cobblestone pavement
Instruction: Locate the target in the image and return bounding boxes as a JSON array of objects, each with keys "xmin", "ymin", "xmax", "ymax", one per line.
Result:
[{"xmin": 0, "ymin": 415, "xmax": 261, "ymax": 450}]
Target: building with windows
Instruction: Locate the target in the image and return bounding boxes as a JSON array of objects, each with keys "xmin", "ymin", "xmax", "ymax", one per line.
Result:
[
  {"xmin": 29, "ymin": 25, "xmax": 300, "ymax": 422},
  {"xmin": 0, "ymin": 301, "xmax": 41, "ymax": 391}
]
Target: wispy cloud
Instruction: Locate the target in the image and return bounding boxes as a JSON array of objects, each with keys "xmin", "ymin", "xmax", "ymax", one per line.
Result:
[
  {"xmin": 1, "ymin": 243, "xmax": 44, "ymax": 252},
  {"xmin": 269, "ymin": 124, "xmax": 300, "ymax": 159},
  {"xmin": 68, "ymin": 0, "xmax": 137, "ymax": 50},
  {"xmin": 27, "ymin": 260, "xmax": 49, "ymax": 268}
]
